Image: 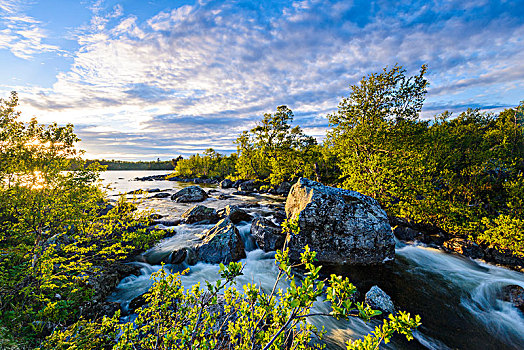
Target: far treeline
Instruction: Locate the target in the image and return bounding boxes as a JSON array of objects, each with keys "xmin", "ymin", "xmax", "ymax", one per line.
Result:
[
  {"xmin": 77, "ymin": 158, "xmax": 181, "ymax": 170},
  {"xmin": 174, "ymin": 65, "xmax": 524, "ymax": 257}
]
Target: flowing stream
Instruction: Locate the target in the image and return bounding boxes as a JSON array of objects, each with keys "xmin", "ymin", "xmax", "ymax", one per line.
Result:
[{"xmin": 102, "ymin": 171, "xmax": 524, "ymax": 349}]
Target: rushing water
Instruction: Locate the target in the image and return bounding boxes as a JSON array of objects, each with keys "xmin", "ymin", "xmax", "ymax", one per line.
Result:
[{"xmin": 102, "ymin": 171, "xmax": 524, "ymax": 350}]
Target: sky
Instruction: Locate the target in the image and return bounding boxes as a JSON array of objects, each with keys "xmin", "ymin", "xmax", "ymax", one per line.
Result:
[{"xmin": 1, "ymin": 0, "xmax": 523, "ymax": 160}]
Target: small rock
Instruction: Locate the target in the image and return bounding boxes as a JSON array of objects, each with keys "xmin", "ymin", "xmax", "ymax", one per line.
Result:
[
  {"xmin": 217, "ymin": 205, "xmax": 253, "ymax": 224},
  {"xmin": 365, "ymin": 286, "xmax": 395, "ymax": 314},
  {"xmin": 171, "ymin": 186, "xmax": 208, "ymax": 202},
  {"xmin": 220, "ymin": 179, "xmax": 234, "ymax": 189},
  {"xmin": 443, "ymin": 238, "xmax": 484, "ymax": 259},
  {"xmin": 149, "ymin": 213, "xmax": 164, "ymax": 220},
  {"xmin": 501, "ymin": 285, "xmax": 524, "ymax": 313},
  {"xmin": 147, "ymin": 188, "xmax": 161, "ymax": 193},
  {"xmin": 150, "ymin": 192, "xmax": 171, "ymax": 198},
  {"xmin": 182, "ymin": 205, "xmax": 218, "ymax": 224}
]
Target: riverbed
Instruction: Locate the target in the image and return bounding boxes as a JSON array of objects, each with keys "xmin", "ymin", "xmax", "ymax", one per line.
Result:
[{"xmin": 101, "ymin": 171, "xmax": 524, "ymax": 350}]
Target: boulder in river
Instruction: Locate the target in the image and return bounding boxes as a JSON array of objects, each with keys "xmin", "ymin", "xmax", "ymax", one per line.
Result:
[
  {"xmin": 365, "ymin": 285, "xmax": 395, "ymax": 314},
  {"xmin": 285, "ymin": 178, "xmax": 395, "ymax": 265},
  {"xmin": 197, "ymin": 218, "xmax": 246, "ymax": 264},
  {"xmin": 275, "ymin": 181, "xmax": 292, "ymax": 196},
  {"xmin": 217, "ymin": 205, "xmax": 253, "ymax": 224},
  {"xmin": 171, "ymin": 186, "xmax": 208, "ymax": 202},
  {"xmin": 251, "ymin": 216, "xmax": 286, "ymax": 252},
  {"xmin": 150, "ymin": 192, "xmax": 171, "ymax": 199},
  {"xmin": 182, "ymin": 205, "xmax": 218, "ymax": 224},
  {"xmin": 220, "ymin": 179, "xmax": 234, "ymax": 189},
  {"xmin": 238, "ymin": 179, "xmax": 261, "ymax": 192}
]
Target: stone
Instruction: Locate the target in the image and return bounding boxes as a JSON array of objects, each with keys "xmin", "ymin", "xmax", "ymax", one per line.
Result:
[
  {"xmin": 171, "ymin": 186, "xmax": 208, "ymax": 202},
  {"xmin": 501, "ymin": 285, "xmax": 524, "ymax": 313},
  {"xmin": 182, "ymin": 205, "xmax": 218, "ymax": 224},
  {"xmin": 285, "ymin": 178, "xmax": 395, "ymax": 265},
  {"xmin": 220, "ymin": 179, "xmax": 234, "ymax": 189},
  {"xmin": 197, "ymin": 218, "xmax": 246, "ymax": 264},
  {"xmin": 365, "ymin": 285, "xmax": 395, "ymax": 314},
  {"xmin": 217, "ymin": 205, "xmax": 253, "ymax": 224},
  {"xmin": 392, "ymin": 225, "xmax": 421, "ymax": 241},
  {"xmin": 443, "ymin": 238, "xmax": 484, "ymax": 259},
  {"xmin": 238, "ymin": 179, "xmax": 261, "ymax": 192},
  {"xmin": 250, "ymin": 216, "xmax": 286, "ymax": 252},
  {"xmin": 275, "ymin": 181, "xmax": 292, "ymax": 196},
  {"xmin": 150, "ymin": 192, "xmax": 171, "ymax": 198}
]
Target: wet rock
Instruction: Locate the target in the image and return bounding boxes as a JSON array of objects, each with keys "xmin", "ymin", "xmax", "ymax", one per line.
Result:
[
  {"xmin": 134, "ymin": 174, "xmax": 167, "ymax": 181},
  {"xmin": 443, "ymin": 238, "xmax": 484, "ymax": 259},
  {"xmin": 168, "ymin": 248, "xmax": 188, "ymax": 264},
  {"xmin": 217, "ymin": 205, "xmax": 253, "ymax": 224},
  {"xmin": 150, "ymin": 192, "xmax": 171, "ymax": 198},
  {"xmin": 285, "ymin": 178, "xmax": 395, "ymax": 265},
  {"xmin": 197, "ymin": 218, "xmax": 246, "ymax": 264},
  {"xmin": 149, "ymin": 213, "xmax": 164, "ymax": 220},
  {"xmin": 232, "ymin": 191, "xmax": 250, "ymax": 196},
  {"xmin": 171, "ymin": 186, "xmax": 208, "ymax": 203},
  {"xmin": 501, "ymin": 285, "xmax": 524, "ymax": 313},
  {"xmin": 216, "ymin": 194, "xmax": 233, "ymax": 200},
  {"xmin": 251, "ymin": 216, "xmax": 286, "ymax": 252},
  {"xmin": 232, "ymin": 180, "xmax": 245, "ymax": 189},
  {"xmin": 365, "ymin": 285, "xmax": 395, "ymax": 315},
  {"xmin": 485, "ymin": 247, "xmax": 524, "ymax": 267},
  {"xmin": 220, "ymin": 179, "xmax": 234, "ymax": 189},
  {"xmin": 238, "ymin": 179, "xmax": 261, "ymax": 192},
  {"xmin": 182, "ymin": 205, "xmax": 218, "ymax": 224},
  {"xmin": 392, "ymin": 225, "xmax": 421, "ymax": 241},
  {"xmin": 128, "ymin": 295, "xmax": 146, "ymax": 314},
  {"xmin": 276, "ymin": 181, "xmax": 292, "ymax": 196}
]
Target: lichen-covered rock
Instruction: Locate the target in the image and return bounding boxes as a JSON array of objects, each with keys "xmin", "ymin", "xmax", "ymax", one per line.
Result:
[
  {"xmin": 285, "ymin": 178, "xmax": 394, "ymax": 265},
  {"xmin": 365, "ymin": 285, "xmax": 395, "ymax": 314},
  {"xmin": 197, "ymin": 218, "xmax": 246, "ymax": 264},
  {"xmin": 251, "ymin": 216, "xmax": 286, "ymax": 252},
  {"xmin": 220, "ymin": 179, "xmax": 234, "ymax": 189},
  {"xmin": 501, "ymin": 285, "xmax": 524, "ymax": 313},
  {"xmin": 443, "ymin": 238, "xmax": 484, "ymax": 259},
  {"xmin": 217, "ymin": 205, "xmax": 253, "ymax": 224},
  {"xmin": 171, "ymin": 186, "xmax": 208, "ymax": 202},
  {"xmin": 182, "ymin": 205, "xmax": 218, "ymax": 224}
]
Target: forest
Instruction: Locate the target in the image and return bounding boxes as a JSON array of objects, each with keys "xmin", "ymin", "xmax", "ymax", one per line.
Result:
[{"xmin": 0, "ymin": 65, "xmax": 522, "ymax": 348}]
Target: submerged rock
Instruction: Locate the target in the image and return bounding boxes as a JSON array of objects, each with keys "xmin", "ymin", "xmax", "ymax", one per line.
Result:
[
  {"xmin": 220, "ymin": 179, "xmax": 234, "ymax": 189},
  {"xmin": 217, "ymin": 205, "xmax": 253, "ymax": 224},
  {"xmin": 197, "ymin": 218, "xmax": 246, "ymax": 264},
  {"xmin": 182, "ymin": 205, "xmax": 218, "ymax": 224},
  {"xmin": 365, "ymin": 285, "xmax": 395, "ymax": 315},
  {"xmin": 443, "ymin": 238, "xmax": 484, "ymax": 259},
  {"xmin": 171, "ymin": 186, "xmax": 208, "ymax": 203},
  {"xmin": 250, "ymin": 216, "xmax": 286, "ymax": 252},
  {"xmin": 501, "ymin": 285, "xmax": 524, "ymax": 313},
  {"xmin": 285, "ymin": 178, "xmax": 395, "ymax": 265}
]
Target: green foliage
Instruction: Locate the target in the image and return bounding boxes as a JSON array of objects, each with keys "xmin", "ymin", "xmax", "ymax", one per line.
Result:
[
  {"xmin": 0, "ymin": 92, "xmax": 163, "ymax": 345},
  {"xmin": 173, "ymin": 148, "xmax": 237, "ymax": 179},
  {"xmin": 326, "ymin": 66, "xmax": 524, "ymax": 255},
  {"xmin": 235, "ymin": 106, "xmax": 320, "ymax": 185},
  {"xmin": 44, "ymin": 217, "xmax": 420, "ymax": 350}
]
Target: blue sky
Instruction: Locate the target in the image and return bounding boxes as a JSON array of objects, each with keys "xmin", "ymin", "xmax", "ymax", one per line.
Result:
[{"xmin": 1, "ymin": 0, "xmax": 523, "ymax": 160}]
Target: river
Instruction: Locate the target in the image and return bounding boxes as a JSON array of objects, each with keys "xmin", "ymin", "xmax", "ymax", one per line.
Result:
[{"xmin": 100, "ymin": 171, "xmax": 524, "ymax": 350}]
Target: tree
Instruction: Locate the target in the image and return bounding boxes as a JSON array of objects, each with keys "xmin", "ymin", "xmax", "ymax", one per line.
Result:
[{"xmin": 235, "ymin": 106, "xmax": 318, "ymax": 184}]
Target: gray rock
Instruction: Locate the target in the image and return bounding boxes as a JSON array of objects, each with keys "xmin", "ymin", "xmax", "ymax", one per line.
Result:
[
  {"xmin": 217, "ymin": 205, "xmax": 253, "ymax": 224},
  {"xmin": 251, "ymin": 216, "xmax": 286, "ymax": 252},
  {"xmin": 238, "ymin": 179, "xmax": 260, "ymax": 192},
  {"xmin": 365, "ymin": 285, "xmax": 395, "ymax": 314},
  {"xmin": 443, "ymin": 238, "xmax": 484, "ymax": 259},
  {"xmin": 150, "ymin": 192, "xmax": 171, "ymax": 198},
  {"xmin": 182, "ymin": 205, "xmax": 218, "ymax": 224},
  {"xmin": 197, "ymin": 218, "xmax": 246, "ymax": 264},
  {"xmin": 220, "ymin": 179, "xmax": 234, "ymax": 189},
  {"xmin": 285, "ymin": 178, "xmax": 395, "ymax": 265},
  {"xmin": 501, "ymin": 285, "xmax": 524, "ymax": 313},
  {"xmin": 276, "ymin": 181, "xmax": 292, "ymax": 196},
  {"xmin": 171, "ymin": 186, "xmax": 208, "ymax": 202}
]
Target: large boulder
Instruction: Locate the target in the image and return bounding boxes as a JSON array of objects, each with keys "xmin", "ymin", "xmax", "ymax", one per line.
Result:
[
  {"xmin": 197, "ymin": 218, "xmax": 246, "ymax": 264},
  {"xmin": 171, "ymin": 186, "xmax": 208, "ymax": 202},
  {"xmin": 217, "ymin": 205, "xmax": 253, "ymax": 224},
  {"xmin": 182, "ymin": 205, "xmax": 218, "ymax": 224},
  {"xmin": 220, "ymin": 179, "xmax": 234, "ymax": 189},
  {"xmin": 365, "ymin": 286, "xmax": 395, "ymax": 314},
  {"xmin": 238, "ymin": 180, "xmax": 261, "ymax": 192},
  {"xmin": 285, "ymin": 178, "xmax": 395, "ymax": 265},
  {"xmin": 251, "ymin": 216, "xmax": 286, "ymax": 252}
]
